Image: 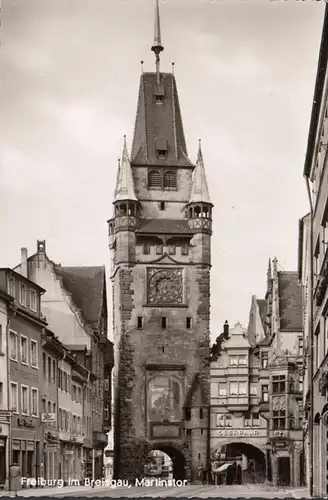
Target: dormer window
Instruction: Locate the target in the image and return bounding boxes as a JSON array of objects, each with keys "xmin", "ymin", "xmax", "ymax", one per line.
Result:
[
  {"xmin": 154, "ymin": 84, "xmax": 165, "ymax": 104},
  {"xmin": 155, "ymin": 95, "xmax": 164, "ymax": 103},
  {"xmin": 157, "ymin": 150, "xmax": 167, "ymax": 159}
]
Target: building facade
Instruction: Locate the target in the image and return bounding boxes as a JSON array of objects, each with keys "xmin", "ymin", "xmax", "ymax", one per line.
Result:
[
  {"xmin": 210, "ymin": 322, "xmax": 268, "ymax": 484},
  {"xmin": 0, "ymin": 267, "xmax": 47, "ymax": 486},
  {"xmin": 14, "ymin": 241, "xmax": 114, "ymax": 479},
  {"xmin": 108, "ymin": 0, "xmax": 212, "ymax": 482},
  {"xmin": 300, "ymin": 4, "xmax": 328, "ymax": 496}
]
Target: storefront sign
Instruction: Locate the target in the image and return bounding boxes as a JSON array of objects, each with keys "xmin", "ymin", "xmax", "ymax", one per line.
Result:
[
  {"xmin": 12, "ymin": 439, "xmax": 21, "ymax": 450},
  {"xmin": 0, "ymin": 410, "xmax": 11, "ymax": 421},
  {"xmin": 41, "ymin": 413, "xmax": 57, "ymax": 424},
  {"xmin": 65, "ymin": 450, "xmax": 74, "ymax": 455},
  {"xmin": 0, "ymin": 438, "xmax": 5, "ymax": 447},
  {"xmin": 216, "ymin": 429, "xmax": 260, "ymax": 437},
  {"xmin": 26, "ymin": 440, "xmax": 34, "ymax": 451}
]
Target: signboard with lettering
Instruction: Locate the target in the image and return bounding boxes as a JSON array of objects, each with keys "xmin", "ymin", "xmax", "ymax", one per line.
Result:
[
  {"xmin": 0, "ymin": 410, "xmax": 11, "ymax": 421},
  {"xmin": 41, "ymin": 413, "xmax": 56, "ymax": 424},
  {"xmin": 151, "ymin": 424, "xmax": 181, "ymax": 439},
  {"xmin": 26, "ymin": 440, "xmax": 34, "ymax": 451},
  {"xmin": 44, "ymin": 444, "xmax": 59, "ymax": 452},
  {"xmin": 12, "ymin": 439, "xmax": 21, "ymax": 450},
  {"xmin": 65, "ymin": 450, "xmax": 74, "ymax": 455},
  {"xmin": 216, "ymin": 429, "xmax": 260, "ymax": 437},
  {"xmin": 0, "ymin": 438, "xmax": 5, "ymax": 447}
]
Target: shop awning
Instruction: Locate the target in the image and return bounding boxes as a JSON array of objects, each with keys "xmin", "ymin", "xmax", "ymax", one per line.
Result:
[{"xmin": 216, "ymin": 463, "xmax": 232, "ymax": 473}]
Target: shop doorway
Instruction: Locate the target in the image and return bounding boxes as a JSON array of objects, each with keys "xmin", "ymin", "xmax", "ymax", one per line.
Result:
[
  {"xmin": 277, "ymin": 456, "xmax": 290, "ymax": 486},
  {"xmin": 0, "ymin": 439, "xmax": 6, "ymax": 487}
]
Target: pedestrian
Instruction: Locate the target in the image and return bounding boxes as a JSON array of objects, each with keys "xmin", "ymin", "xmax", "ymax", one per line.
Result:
[
  {"xmin": 9, "ymin": 463, "xmax": 21, "ymax": 497},
  {"xmin": 202, "ymin": 466, "xmax": 208, "ymax": 485}
]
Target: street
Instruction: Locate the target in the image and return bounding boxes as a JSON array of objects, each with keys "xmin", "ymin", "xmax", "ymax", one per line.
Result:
[{"xmin": 12, "ymin": 484, "xmax": 309, "ymax": 498}]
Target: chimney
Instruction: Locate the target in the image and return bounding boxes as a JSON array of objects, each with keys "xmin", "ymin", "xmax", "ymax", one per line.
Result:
[
  {"xmin": 223, "ymin": 320, "xmax": 229, "ymax": 339},
  {"xmin": 21, "ymin": 247, "xmax": 28, "ymax": 278}
]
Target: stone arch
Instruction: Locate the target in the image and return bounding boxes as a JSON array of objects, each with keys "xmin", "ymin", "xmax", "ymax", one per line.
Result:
[
  {"xmin": 212, "ymin": 441, "xmax": 267, "ymax": 484},
  {"xmin": 147, "ymin": 442, "xmax": 191, "ymax": 481}
]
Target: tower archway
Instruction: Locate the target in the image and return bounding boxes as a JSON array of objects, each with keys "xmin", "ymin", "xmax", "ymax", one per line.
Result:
[{"xmin": 146, "ymin": 445, "xmax": 187, "ymax": 481}]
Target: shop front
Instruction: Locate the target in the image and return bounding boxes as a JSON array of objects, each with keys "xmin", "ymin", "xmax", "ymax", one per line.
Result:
[
  {"xmin": 11, "ymin": 437, "xmax": 42, "ymax": 484},
  {"xmin": 43, "ymin": 430, "xmax": 60, "ymax": 482},
  {"xmin": 59, "ymin": 431, "xmax": 83, "ymax": 483},
  {"xmin": 0, "ymin": 412, "xmax": 10, "ymax": 489}
]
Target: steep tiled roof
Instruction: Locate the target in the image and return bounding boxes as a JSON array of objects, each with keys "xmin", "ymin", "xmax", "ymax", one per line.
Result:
[
  {"xmin": 137, "ymin": 218, "xmax": 192, "ymax": 235},
  {"xmin": 278, "ymin": 271, "xmax": 302, "ymax": 331},
  {"xmin": 54, "ymin": 266, "xmax": 105, "ymax": 330},
  {"xmin": 188, "ymin": 140, "xmax": 212, "ymax": 205},
  {"xmin": 131, "ymin": 72, "xmax": 193, "ymax": 167}
]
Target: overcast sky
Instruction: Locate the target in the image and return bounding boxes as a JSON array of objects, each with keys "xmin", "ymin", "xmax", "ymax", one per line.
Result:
[{"xmin": 0, "ymin": 0, "xmax": 325, "ymax": 339}]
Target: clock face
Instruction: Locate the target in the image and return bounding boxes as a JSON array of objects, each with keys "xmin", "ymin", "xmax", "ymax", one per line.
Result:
[
  {"xmin": 272, "ymin": 396, "xmax": 285, "ymax": 411},
  {"xmin": 147, "ymin": 268, "xmax": 183, "ymax": 305}
]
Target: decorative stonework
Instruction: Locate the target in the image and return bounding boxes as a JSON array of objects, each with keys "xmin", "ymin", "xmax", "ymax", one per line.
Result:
[
  {"xmin": 147, "ymin": 268, "xmax": 183, "ymax": 305},
  {"xmin": 272, "ymin": 396, "xmax": 286, "ymax": 410}
]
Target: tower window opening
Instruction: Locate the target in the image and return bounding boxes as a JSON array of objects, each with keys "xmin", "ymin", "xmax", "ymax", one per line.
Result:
[
  {"xmin": 194, "ymin": 206, "xmax": 201, "ymax": 217},
  {"xmin": 155, "ymin": 95, "xmax": 164, "ymax": 103},
  {"xmin": 148, "ymin": 170, "xmax": 162, "ymax": 189},
  {"xmin": 143, "ymin": 244, "xmax": 150, "ymax": 255},
  {"xmin": 159, "ymin": 201, "xmax": 165, "ymax": 211},
  {"xmin": 162, "ymin": 346, "xmax": 165, "ymax": 353},
  {"xmin": 137, "ymin": 317, "xmax": 143, "ymax": 329},
  {"xmin": 156, "ymin": 245, "xmax": 163, "ymax": 255},
  {"xmin": 181, "ymin": 245, "xmax": 189, "ymax": 256},
  {"xmin": 186, "ymin": 317, "xmax": 192, "ymax": 329},
  {"xmin": 168, "ymin": 245, "xmax": 176, "ymax": 255},
  {"xmin": 200, "ymin": 408, "xmax": 204, "ymax": 419},
  {"xmin": 185, "ymin": 408, "xmax": 191, "ymax": 421},
  {"xmin": 161, "ymin": 317, "xmax": 167, "ymax": 329},
  {"xmin": 163, "ymin": 170, "xmax": 177, "ymax": 190},
  {"xmin": 201, "ymin": 429, "xmax": 203, "ymax": 435},
  {"xmin": 157, "ymin": 150, "xmax": 167, "ymax": 159}
]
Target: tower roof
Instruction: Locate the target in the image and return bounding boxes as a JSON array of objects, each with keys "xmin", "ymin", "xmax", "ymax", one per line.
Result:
[
  {"xmin": 114, "ymin": 136, "xmax": 138, "ymax": 203},
  {"xmin": 188, "ymin": 140, "xmax": 212, "ymax": 205},
  {"xmin": 131, "ymin": 73, "xmax": 193, "ymax": 167}
]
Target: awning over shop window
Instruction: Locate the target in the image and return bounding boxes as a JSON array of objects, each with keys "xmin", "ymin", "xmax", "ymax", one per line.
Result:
[{"xmin": 215, "ymin": 463, "xmax": 232, "ymax": 473}]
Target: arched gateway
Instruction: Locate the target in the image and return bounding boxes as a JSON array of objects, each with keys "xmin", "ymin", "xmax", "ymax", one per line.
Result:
[
  {"xmin": 145, "ymin": 444, "xmax": 189, "ymax": 481},
  {"xmin": 212, "ymin": 442, "xmax": 267, "ymax": 484}
]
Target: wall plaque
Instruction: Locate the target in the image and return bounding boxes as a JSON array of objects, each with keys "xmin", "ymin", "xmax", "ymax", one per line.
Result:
[
  {"xmin": 216, "ymin": 429, "xmax": 260, "ymax": 437},
  {"xmin": 151, "ymin": 424, "xmax": 181, "ymax": 439}
]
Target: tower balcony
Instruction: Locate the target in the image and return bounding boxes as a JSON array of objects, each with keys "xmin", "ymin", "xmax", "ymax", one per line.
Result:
[
  {"xmin": 114, "ymin": 215, "xmax": 138, "ymax": 232},
  {"xmin": 188, "ymin": 217, "xmax": 212, "ymax": 234}
]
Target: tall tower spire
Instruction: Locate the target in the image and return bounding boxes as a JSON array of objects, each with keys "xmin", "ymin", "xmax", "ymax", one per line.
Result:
[{"xmin": 151, "ymin": 0, "xmax": 164, "ymax": 84}]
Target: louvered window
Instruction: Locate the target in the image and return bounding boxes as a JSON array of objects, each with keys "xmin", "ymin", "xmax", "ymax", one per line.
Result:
[
  {"xmin": 148, "ymin": 170, "xmax": 161, "ymax": 189},
  {"xmin": 163, "ymin": 170, "xmax": 177, "ymax": 189}
]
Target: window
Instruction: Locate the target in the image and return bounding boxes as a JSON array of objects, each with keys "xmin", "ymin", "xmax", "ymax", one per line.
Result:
[
  {"xmin": 157, "ymin": 150, "xmax": 167, "ymax": 159},
  {"xmin": 261, "ymin": 385, "xmax": 269, "ymax": 402},
  {"xmin": 30, "ymin": 340, "xmax": 38, "ymax": 368},
  {"xmin": 30, "ymin": 290, "xmax": 37, "ymax": 312},
  {"xmin": 159, "ymin": 201, "xmax": 165, "ymax": 210},
  {"xmin": 218, "ymin": 384, "xmax": 227, "ymax": 396},
  {"xmin": 250, "ymin": 385, "xmax": 258, "ymax": 396},
  {"xmin": 163, "ymin": 171, "xmax": 177, "ymax": 189},
  {"xmin": 185, "ymin": 408, "xmax": 191, "ymax": 421},
  {"xmin": 21, "ymin": 385, "xmax": 29, "ymax": 415},
  {"xmin": 261, "ymin": 352, "xmax": 268, "ymax": 368},
  {"xmin": 41, "ymin": 398, "xmax": 46, "ymax": 413},
  {"xmin": 161, "ymin": 317, "xmax": 167, "ymax": 329},
  {"xmin": 272, "ymin": 375, "xmax": 286, "ymax": 394},
  {"xmin": 298, "ymin": 338, "xmax": 304, "ymax": 357},
  {"xmin": 31, "ymin": 388, "xmax": 38, "ymax": 417},
  {"xmin": 104, "ymin": 405, "xmax": 109, "ymax": 421},
  {"xmin": 216, "ymin": 413, "xmax": 232, "ymax": 427},
  {"xmin": 148, "ymin": 170, "xmax": 161, "ymax": 189},
  {"xmin": 0, "ymin": 382, "xmax": 3, "ymax": 407},
  {"xmin": 155, "ymin": 94, "xmax": 164, "ymax": 103},
  {"xmin": 272, "ymin": 410, "xmax": 286, "ymax": 430},
  {"xmin": 181, "ymin": 245, "xmax": 189, "ymax": 256},
  {"xmin": 20, "ymin": 336, "xmax": 28, "ymax": 364},
  {"xmin": 200, "ymin": 408, "xmax": 204, "ymax": 419},
  {"xmin": 186, "ymin": 317, "xmax": 192, "ymax": 329},
  {"xmin": 299, "ymin": 375, "xmax": 303, "ymax": 393},
  {"xmin": 43, "ymin": 353, "xmax": 46, "ymax": 378},
  {"xmin": 8, "ymin": 276, "xmax": 16, "ymax": 297},
  {"xmin": 230, "ymin": 355, "xmax": 247, "ymax": 366},
  {"xmin": 9, "ymin": 330, "xmax": 18, "ymax": 361},
  {"xmin": 104, "ymin": 378, "xmax": 109, "ymax": 392},
  {"xmin": 19, "ymin": 283, "xmax": 27, "ymax": 306},
  {"xmin": 48, "ymin": 357, "xmax": 51, "ymax": 381},
  {"xmin": 0, "ymin": 325, "xmax": 2, "ymax": 354},
  {"xmin": 10, "ymin": 382, "xmax": 18, "ymax": 412},
  {"xmin": 244, "ymin": 412, "xmax": 252, "ymax": 427},
  {"xmin": 156, "ymin": 245, "xmax": 163, "ymax": 255},
  {"xmin": 137, "ymin": 317, "xmax": 143, "ymax": 329},
  {"xmin": 229, "ymin": 382, "xmax": 247, "ymax": 396},
  {"xmin": 168, "ymin": 245, "xmax": 176, "ymax": 255},
  {"xmin": 52, "ymin": 360, "xmax": 56, "ymax": 384},
  {"xmin": 143, "ymin": 244, "xmax": 150, "ymax": 255}
]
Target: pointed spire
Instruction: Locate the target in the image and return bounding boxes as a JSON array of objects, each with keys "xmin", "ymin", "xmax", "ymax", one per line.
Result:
[
  {"xmin": 267, "ymin": 258, "xmax": 272, "ymax": 279},
  {"xmin": 151, "ymin": 0, "xmax": 164, "ymax": 83},
  {"xmin": 188, "ymin": 139, "xmax": 212, "ymax": 205},
  {"xmin": 114, "ymin": 136, "xmax": 138, "ymax": 203}
]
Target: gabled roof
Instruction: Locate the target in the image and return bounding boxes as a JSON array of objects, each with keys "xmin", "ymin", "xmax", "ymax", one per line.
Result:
[
  {"xmin": 54, "ymin": 265, "xmax": 106, "ymax": 330},
  {"xmin": 188, "ymin": 140, "xmax": 212, "ymax": 205},
  {"xmin": 278, "ymin": 271, "xmax": 302, "ymax": 332},
  {"xmin": 131, "ymin": 72, "xmax": 193, "ymax": 167}
]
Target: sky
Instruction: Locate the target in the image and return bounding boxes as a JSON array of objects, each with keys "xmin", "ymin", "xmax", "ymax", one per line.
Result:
[{"xmin": 0, "ymin": 0, "xmax": 325, "ymax": 340}]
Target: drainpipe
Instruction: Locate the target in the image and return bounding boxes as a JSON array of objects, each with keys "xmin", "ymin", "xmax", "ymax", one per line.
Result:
[{"xmin": 305, "ymin": 177, "xmax": 314, "ymax": 497}]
